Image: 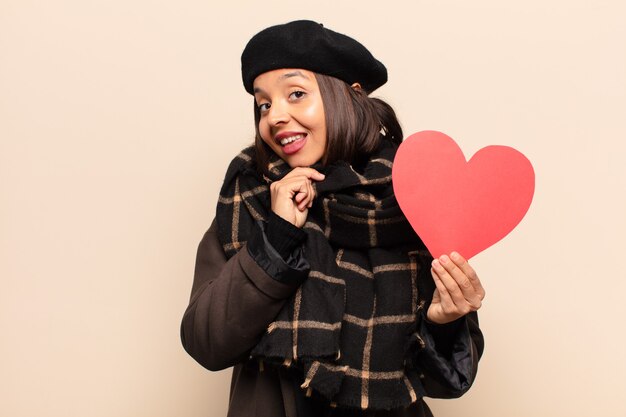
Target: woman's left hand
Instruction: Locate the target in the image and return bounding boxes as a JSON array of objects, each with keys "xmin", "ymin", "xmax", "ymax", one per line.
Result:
[{"xmin": 426, "ymin": 252, "xmax": 486, "ymax": 325}]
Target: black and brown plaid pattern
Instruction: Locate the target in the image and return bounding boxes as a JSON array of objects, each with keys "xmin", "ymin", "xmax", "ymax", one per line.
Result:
[{"xmin": 216, "ymin": 141, "xmax": 435, "ymax": 410}]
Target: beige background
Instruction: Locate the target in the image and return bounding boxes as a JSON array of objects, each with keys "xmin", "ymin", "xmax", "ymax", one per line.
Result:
[{"xmin": 1, "ymin": 0, "xmax": 625, "ymax": 416}]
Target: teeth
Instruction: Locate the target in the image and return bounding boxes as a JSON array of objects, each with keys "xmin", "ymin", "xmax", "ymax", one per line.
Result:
[{"xmin": 279, "ymin": 134, "xmax": 304, "ymax": 145}]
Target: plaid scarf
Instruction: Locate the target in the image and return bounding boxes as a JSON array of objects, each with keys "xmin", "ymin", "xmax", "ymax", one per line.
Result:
[{"xmin": 216, "ymin": 141, "xmax": 435, "ymax": 410}]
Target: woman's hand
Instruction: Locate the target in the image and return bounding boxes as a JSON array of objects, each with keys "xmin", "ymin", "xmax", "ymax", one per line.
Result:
[
  {"xmin": 270, "ymin": 167, "xmax": 325, "ymax": 228},
  {"xmin": 427, "ymin": 252, "xmax": 486, "ymax": 325}
]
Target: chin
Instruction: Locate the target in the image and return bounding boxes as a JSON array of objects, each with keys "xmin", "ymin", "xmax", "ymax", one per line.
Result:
[{"xmin": 285, "ymin": 156, "xmax": 320, "ymax": 168}]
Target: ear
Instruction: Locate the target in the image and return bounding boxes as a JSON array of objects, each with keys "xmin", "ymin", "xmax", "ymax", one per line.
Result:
[{"xmin": 350, "ymin": 82, "xmax": 362, "ymax": 91}]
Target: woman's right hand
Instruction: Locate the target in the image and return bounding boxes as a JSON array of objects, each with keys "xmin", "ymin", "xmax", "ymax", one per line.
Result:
[{"xmin": 269, "ymin": 167, "xmax": 325, "ymax": 228}]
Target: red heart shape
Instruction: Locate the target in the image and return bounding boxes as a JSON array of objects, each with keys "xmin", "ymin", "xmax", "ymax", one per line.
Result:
[{"xmin": 392, "ymin": 131, "xmax": 535, "ymax": 259}]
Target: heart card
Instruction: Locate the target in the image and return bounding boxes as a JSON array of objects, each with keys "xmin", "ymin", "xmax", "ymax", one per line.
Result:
[{"xmin": 392, "ymin": 130, "xmax": 535, "ymax": 259}]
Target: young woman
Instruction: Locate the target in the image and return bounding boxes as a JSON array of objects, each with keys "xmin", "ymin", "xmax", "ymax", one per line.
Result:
[{"xmin": 181, "ymin": 20, "xmax": 485, "ymax": 417}]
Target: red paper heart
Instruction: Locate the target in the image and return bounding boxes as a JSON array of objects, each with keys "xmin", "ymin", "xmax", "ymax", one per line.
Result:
[{"xmin": 392, "ymin": 131, "xmax": 535, "ymax": 259}]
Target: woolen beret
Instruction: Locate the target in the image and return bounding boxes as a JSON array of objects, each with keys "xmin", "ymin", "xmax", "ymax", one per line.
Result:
[{"xmin": 241, "ymin": 20, "xmax": 387, "ymax": 94}]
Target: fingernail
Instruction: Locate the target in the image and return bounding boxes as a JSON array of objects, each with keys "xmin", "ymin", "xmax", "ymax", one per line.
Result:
[
  {"xmin": 439, "ymin": 255, "xmax": 449, "ymax": 264},
  {"xmin": 451, "ymin": 252, "xmax": 461, "ymax": 261},
  {"xmin": 432, "ymin": 259, "xmax": 440, "ymax": 269}
]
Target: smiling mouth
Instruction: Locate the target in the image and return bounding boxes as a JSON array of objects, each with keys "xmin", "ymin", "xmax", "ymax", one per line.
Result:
[
  {"xmin": 275, "ymin": 132, "xmax": 308, "ymax": 155},
  {"xmin": 278, "ymin": 133, "xmax": 306, "ymax": 146}
]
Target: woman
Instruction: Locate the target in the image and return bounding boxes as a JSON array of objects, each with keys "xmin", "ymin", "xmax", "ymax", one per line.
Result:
[{"xmin": 181, "ymin": 20, "xmax": 485, "ymax": 417}]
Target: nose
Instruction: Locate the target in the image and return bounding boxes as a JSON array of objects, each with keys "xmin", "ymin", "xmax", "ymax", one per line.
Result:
[{"xmin": 267, "ymin": 101, "xmax": 290, "ymax": 126}]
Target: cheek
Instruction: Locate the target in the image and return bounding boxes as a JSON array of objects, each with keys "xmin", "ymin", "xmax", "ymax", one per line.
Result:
[
  {"xmin": 258, "ymin": 121, "xmax": 273, "ymax": 146},
  {"xmin": 310, "ymin": 105, "xmax": 326, "ymax": 140},
  {"xmin": 257, "ymin": 119, "xmax": 267, "ymax": 136},
  {"xmin": 302, "ymin": 106, "xmax": 324, "ymax": 127},
  {"xmin": 314, "ymin": 118, "xmax": 327, "ymax": 147}
]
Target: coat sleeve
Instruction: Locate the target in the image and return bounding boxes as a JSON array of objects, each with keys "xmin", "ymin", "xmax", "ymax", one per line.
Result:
[
  {"xmin": 416, "ymin": 311, "xmax": 484, "ymax": 399},
  {"xmin": 180, "ymin": 218, "xmax": 308, "ymax": 371}
]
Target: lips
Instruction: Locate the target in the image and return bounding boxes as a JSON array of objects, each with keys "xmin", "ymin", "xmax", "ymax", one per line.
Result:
[{"xmin": 274, "ymin": 132, "xmax": 308, "ymax": 155}]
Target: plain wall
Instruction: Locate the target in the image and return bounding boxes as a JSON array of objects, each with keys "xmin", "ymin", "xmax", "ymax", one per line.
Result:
[{"xmin": 1, "ymin": 0, "xmax": 625, "ymax": 416}]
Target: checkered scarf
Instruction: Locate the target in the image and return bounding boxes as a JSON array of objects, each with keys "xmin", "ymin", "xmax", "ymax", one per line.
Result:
[{"xmin": 216, "ymin": 141, "xmax": 435, "ymax": 410}]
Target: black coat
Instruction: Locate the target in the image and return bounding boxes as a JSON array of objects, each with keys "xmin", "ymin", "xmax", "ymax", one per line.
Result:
[{"xmin": 180, "ymin": 218, "xmax": 484, "ymax": 417}]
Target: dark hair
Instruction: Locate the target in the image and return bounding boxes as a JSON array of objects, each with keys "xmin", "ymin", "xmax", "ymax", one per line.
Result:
[{"xmin": 253, "ymin": 72, "xmax": 402, "ymax": 174}]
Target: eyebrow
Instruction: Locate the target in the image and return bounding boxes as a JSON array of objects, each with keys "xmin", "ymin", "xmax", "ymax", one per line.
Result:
[
  {"xmin": 281, "ymin": 70, "xmax": 309, "ymax": 80},
  {"xmin": 253, "ymin": 70, "xmax": 309, "ymax": 94}
]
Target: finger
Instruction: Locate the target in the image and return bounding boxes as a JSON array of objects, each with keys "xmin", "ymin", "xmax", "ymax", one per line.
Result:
[
  {"xmin": 285, "ymin": 167, "xmax": 325, "ymax": 182},
  {"xmin": 306, "ymin": 180, "xmax": 315, "ymax": 208},
  {"xmin": 280, "ymin": 176, "xmax": 308, "ymax": 199},
  {"xmin": 431, "ymin": 268, "xmax": 456, "ymax": 313},
  {"xmin": 298, "ymin": 184, "xmax": 310, "ymax": 211},
  {"xmin": 438, "ymin": 254, "xmax": 478, "ymax": 304},
  {"xmin": 296, "ymin": 191, "xmax": 308, "ymax": 211},
  {"xmin": 296, "ymin": 180, "xmax": 313, "ymax": 211},
  {"xmin": 294, "ymin": 190, "xmax": 307, "ymax": 204},
  {"xmin": 450, "ymin": 252, "xmax": 485, "ymax": 300},
  {"xmin": 302, "ymin": 178, "xmax": 315, "ymax": 209},
  {"xmin": 299, "ymin": 167, "xmax": 325, "ymax": 181},
  {"xmin": 309, "ymin": 183, "xmax": 318, "ymax": 208},
  {"xmin": 431, "ymin": 259, "xmax": 468, "ymax": 309},
  {"xmin": 292, "ymin": 178, "xmax": 308, "ymax": 197}
]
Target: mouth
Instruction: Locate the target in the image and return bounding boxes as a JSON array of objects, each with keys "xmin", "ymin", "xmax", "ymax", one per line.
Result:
[
  {"xmin": 274, "ymin": 132, "xmax": 308, "ymax": 155},
  {"xmin": 275, "ymin": 132, "xmax": 306, "ymax": 145}
]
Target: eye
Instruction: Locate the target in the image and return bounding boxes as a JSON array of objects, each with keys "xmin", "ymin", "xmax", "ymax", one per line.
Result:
[
  {"xmin": 289, "ymin": 90, "xmax": 306, "ymax": 100},
  {"xmin": 257, "ymin": 102, "xmax": 270, "ymax": 112}
]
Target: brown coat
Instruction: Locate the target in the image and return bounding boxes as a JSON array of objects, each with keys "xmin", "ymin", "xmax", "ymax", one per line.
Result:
[{"xmin": 181, "ymin": 220, "xmax": 483, "ymax": 417}]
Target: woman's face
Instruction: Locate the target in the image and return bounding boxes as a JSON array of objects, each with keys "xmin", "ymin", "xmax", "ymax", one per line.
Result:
[{"xmin": 253, "ymin": 69, "xmax": 327, "ymax": 168}]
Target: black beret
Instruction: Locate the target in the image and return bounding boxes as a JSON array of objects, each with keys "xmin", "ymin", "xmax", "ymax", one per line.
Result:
[{"xmin": 241, "ymin": 20, "xmax": 387, "ymax": 95}]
